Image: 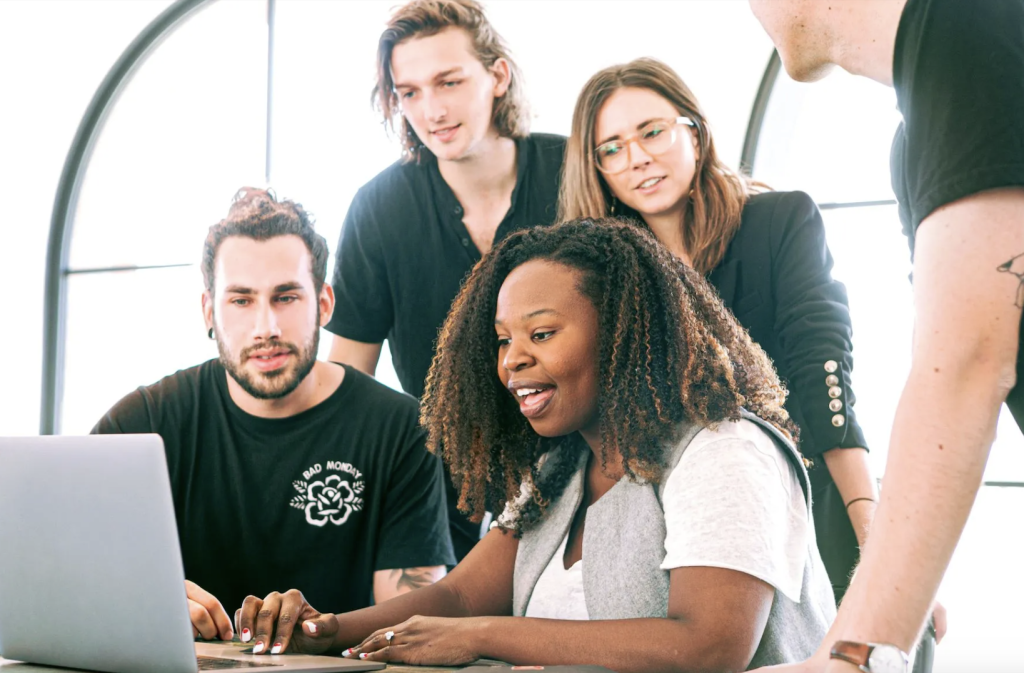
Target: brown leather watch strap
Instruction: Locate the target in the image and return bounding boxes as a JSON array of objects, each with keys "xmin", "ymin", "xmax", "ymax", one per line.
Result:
[{"xmin": 830, "ymin": 640, "xmax": 872, "ymax": 668}]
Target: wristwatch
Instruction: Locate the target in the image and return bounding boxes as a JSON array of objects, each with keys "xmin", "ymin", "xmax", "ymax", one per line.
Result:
[{"xmin": 830, "ymin": 641, "xmax": 909, "ymax": 673}]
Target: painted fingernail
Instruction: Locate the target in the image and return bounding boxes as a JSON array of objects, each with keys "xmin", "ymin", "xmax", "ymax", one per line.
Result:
[
  {"xmin": 271, "ymin": 644, "xmax": 282, "ymax": 654},
  {"xmin": 359, "ymin": 653, "xmax": 369, "ymax": 660},
  {"xmin": 341, "ymin": 649, "xmax": 353, "ymax": 657},
  {"xmin": 305, "ymin": 621, "xmax": 317, "ymax": 634},
  {"xmin": 252, "ymin": 642, "xmax": 265, "ymax": 654},
  {"xmin": 241, "ymin": 628, "xmax": 251, "ymax": 643}
]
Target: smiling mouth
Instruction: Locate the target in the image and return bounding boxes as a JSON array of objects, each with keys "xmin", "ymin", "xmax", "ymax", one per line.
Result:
[
  {"xmin": 514, "ymin": 386, "xmax": 556, "ymax": 418},
  {"xmin": 636, "ymin": 176, "xmax": 664, "ymax": 190}
]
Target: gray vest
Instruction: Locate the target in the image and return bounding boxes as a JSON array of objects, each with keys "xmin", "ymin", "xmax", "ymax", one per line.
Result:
[{"xmin": 512, "ymin": 411, "xmax": 837, "ymax": 669}]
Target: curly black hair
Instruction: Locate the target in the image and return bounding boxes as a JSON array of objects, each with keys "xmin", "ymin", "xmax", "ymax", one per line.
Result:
[{"xmin": 420, "ymin": 217, "xmax": 796, "ymax": 534}]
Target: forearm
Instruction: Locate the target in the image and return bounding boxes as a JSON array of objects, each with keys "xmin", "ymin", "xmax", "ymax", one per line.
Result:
[
  {"xmin": 826, "ymin": 363, "xmax": 1005, "ymax": 653},
  {"xmin": 472, "ymin": 616, "xmax": 746, "ymax": 673},
  {"xmin": 331, "ymin": 580, "xmax": 471, "ymax": 652},
  {"xmin": 821, "ymin": 447, "xmax": 876, "ymax": 545}
]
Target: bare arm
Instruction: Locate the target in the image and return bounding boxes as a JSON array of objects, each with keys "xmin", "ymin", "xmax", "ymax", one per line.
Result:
[
  {"xmin": 822, "ymin": 447, "xmax": 877, "ymax": 546},
  {"xmin": 372, "ymin": 566, "xmax": 447, "ymax": 603},
  {"xmin": 327, "ymin": 335, "xmax": 382, "ymax": 377},
  {"xmin": 351, "ymin": 564, "xmax": 774, "ymax": 673},
  {"xmin": 807, "ymin": 189, "xmax": 1024, "ymax": 671}
]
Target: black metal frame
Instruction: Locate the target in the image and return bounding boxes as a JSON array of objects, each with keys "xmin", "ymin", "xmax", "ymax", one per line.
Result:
[
  {"xmin": 40, "ymin": 0, "xmax": 213, "ymax": 434},
  {"xmin": 739, "ymin": 49, "xmax": 781, "ymax": 176}
]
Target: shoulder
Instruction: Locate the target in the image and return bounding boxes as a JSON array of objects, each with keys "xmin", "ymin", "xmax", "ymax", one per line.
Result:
[
  {"xmin": 742, "ymin": 191, "xmax": 819, "ymax": 227},
  {"xmin": 671, "ymin": 419, "xmax": 798, "ymax": 494},
  {"xmin": 524, "ymin": 133, "xmax": 567, "ymax": 173},
  {"xmin": 348, "ymin": 158, "xmax": 432, "ymax": 220},
  {"xmin": 95, "ymin": 360, "xmax": 214, "ymax": 433},
  {"xmin": 340, "ymin": 366, "xmax": 422, "ymax": 426}
]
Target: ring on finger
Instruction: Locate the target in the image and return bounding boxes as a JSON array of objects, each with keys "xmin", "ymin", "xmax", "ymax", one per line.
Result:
[{"xmin": 384, "ymin": 631, "xmax": 395, "ymax": 643}]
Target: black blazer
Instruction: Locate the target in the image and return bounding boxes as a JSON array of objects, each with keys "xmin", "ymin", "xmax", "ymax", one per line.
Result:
[{"xmin": 707, "ymin": 190, "xmax": 866, "ymax": 599}]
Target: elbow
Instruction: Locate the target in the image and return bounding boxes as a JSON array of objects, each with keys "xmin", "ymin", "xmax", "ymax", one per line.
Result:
[
  {"xmin": 913, "ymin": 334, "xmax": 1019, "ymax": 403},
  {"xmin": 654, "ymin": 627, "xmax": 758, "ymax": 673}
]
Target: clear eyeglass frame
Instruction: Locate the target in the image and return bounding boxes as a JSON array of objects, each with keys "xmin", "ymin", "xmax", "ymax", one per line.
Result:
[{"xmin": 594, "ymin": 116, "xmax": 695, "ymax": 175}]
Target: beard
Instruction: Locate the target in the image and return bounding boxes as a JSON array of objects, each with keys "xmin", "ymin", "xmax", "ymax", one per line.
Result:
[{"xmin": 217, "ymin": 328, "xmax": 320, "ymax": 401}]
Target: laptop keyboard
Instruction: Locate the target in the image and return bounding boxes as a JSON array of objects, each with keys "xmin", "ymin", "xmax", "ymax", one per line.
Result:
[{"xmin": 197, "ymin": 655, "xmax": 282, "ymax": 669}]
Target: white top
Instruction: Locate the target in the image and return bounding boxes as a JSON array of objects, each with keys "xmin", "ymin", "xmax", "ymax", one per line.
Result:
[
  {"xmin": 659, "ymin": 418, "xmax": 809, "ymax": 602},
  {"xmin": 523, "ymin": 418, "xmax": 810, "ymax": 617},
  {"xmin": 524, "ymin": 533, "xmax": 590, "ymax": 620}
]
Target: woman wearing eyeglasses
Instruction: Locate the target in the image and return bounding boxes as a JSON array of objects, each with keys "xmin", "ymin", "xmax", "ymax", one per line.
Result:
[{"xmin": 559, "ymin": 57, "xmax": 874, "ymax": 605}]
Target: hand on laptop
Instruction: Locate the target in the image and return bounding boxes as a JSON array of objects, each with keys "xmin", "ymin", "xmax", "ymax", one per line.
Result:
[
  {"xmin": 186, "ymin": 580, "xmax": 234, "ymax": 641},
  {"xmin": 235, "ymin": 589, "xmax": 338, "ymax": 655}
]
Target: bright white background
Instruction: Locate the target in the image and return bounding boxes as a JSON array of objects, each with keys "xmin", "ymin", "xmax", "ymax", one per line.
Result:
[{"xmin": 0, "ymin": 1, "xmax": 1021, "ymax": 669}]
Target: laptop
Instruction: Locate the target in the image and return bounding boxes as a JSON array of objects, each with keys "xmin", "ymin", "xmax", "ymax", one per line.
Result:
[{"xmin": 0, "ymin": 434, "xmax": 383, "ymax": 673}]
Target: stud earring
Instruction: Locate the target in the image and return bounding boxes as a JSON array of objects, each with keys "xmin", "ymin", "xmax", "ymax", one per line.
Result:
[{"xmin": 208, "ymin": 328, "xmax": 215, "ymax": 340}]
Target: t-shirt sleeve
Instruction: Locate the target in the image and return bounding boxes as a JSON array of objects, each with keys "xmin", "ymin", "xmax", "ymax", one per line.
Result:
[
  {"xmin": 374, "ymin": 426, "xmax": 456, "ymax": 570},
  {"xmin": 324, "ymin": 189, "xmax": 394, "ymax": 344},
  {"xmin": 660, "ymin": 421, "xmax": 809, "ymax": 602},
  {"xmin": 896, "ymin": 0, "xmax": 1024, "ymax": 234}
]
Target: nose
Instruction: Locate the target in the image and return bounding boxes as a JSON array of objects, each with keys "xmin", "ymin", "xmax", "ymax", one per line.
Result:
[
  {"xmin": 423, "ymin": 89, "xmax": 448, "ymax": 124},
  {"xmin": 252, "ymin": 299, "xmax": 282, "ymax": 340},
  {"xmin": 502, "ymin": 337, "xmax": 534, "ymax": 373},
  {"xmin": 628, "ymin": 139, "xmax": 653, "ymax": 169}
]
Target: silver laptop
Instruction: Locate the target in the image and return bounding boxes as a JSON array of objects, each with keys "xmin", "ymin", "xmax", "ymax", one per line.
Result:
[{"xmin": 0, "ymin": 434, "xmax": 383, "ymax": 673}]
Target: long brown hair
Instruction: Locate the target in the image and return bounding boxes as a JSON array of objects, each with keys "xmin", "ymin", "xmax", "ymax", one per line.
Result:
[
  {"xmin": 372, "ymin": 0, "xmax": 530, "ymax": 163},
  {"xmin": 558, "ymin": 58, "xmax": 761, "ymax": 274},
  {"xmin": 420, "ymin": 217, "xmax": 795, "ymax": 534}
]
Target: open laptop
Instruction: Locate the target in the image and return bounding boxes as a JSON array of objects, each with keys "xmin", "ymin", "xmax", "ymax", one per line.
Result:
[{"xmin": 0, "ymin": 434, "xmax": 383, "ymax": 673}]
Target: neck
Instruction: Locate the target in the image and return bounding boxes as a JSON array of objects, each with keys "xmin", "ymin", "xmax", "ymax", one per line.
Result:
[
  {"xmin": 225, "ymin": 360, "xmax": 343, "ymax": 419},
  {"xmin": 438, "ymin": 133, "xmax": 518, "ymax": 203},
  {"xmin": 642, "ymin": 210, "xmax": 692, "ymax": 266},
  {"xmin": 828, "ymin": 0, "xmax": 907, "ymax": 86}
]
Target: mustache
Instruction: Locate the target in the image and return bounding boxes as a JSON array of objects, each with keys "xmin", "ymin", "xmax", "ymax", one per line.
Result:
[{"xmin": 240, "ymin": 340, "xmax": 298, "ymax": 361}]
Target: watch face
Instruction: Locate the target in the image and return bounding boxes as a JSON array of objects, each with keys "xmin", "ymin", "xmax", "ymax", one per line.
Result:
[{"xmin": 868, "ymin": 644, "xmax": 908, "ymax": 673}]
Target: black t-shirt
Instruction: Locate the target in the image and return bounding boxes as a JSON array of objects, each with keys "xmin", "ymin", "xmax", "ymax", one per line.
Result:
[
  {"xmin": 92, "ymin": 361, "xmax": 455, "ymax": 615},
  {"xmin": 326, "ymin": 133, "xmax": 567, "ymax": 399},
  {"xmin": 891, "ymin": 0, "xmax": 1024, "ymax": 428},
  {"xmin": 326, "ymin": 133, "xmax": 566, "ymax": 561}
]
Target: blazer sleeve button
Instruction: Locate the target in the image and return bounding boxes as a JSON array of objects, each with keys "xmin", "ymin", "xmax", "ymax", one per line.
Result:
[
  {"xmin": 832, "ymin": 414, "xmax": 846, "ymax": 427},
  {"xmin": 828, "ymin": 386, "xmax": 843, "ymax": 399},
  {"xmin": 826, "ymin": 374, "xmax": 839, "ymax": 386},
  {"xmin": 829, "ymin": 399, "xmax": 843, "ymax": 412},
  {"xmin": 824, "ymin": 360, "xmax": 839, "ymax": 373}
]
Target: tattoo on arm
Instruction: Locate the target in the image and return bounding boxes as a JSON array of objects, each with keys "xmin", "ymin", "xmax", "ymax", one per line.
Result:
[
  {"xmin": 996, "ymin": 252, "xmax": 1024, "ymax": 308},
  {"xmin": 389, "ymin": 566, "xmax": 441, "ymax": 593}
]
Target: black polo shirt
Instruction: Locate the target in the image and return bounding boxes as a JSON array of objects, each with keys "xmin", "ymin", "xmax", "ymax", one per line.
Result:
[
  {"xmin": 327, "ymin": 133, "xmax": 566, "ymax": 399},
  {"xmin": 327, "ymin": 133, "xmax": 566, "ymax": 561}
]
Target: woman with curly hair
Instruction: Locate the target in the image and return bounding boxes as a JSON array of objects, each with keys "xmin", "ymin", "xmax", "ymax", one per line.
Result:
[
  {"xmin": 237, "ymin": 218, "xmax": 835, "ymax": 672},
  {"xmin": 560, "ymin": 57, "xmax": 878, "ymax": 604}
]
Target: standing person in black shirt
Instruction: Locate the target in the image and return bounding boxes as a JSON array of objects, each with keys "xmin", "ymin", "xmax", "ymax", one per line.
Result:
[
  {"xmin": 326, "ymin": 0, "xmax": 565, "ymax": 561},
  {"xmin": 748, "ymin": 1, "xmax": 1024, "ymax": 671},
  {"xmin": 93, "ymin": 188, "xmax": 454, "ymax": 654}
]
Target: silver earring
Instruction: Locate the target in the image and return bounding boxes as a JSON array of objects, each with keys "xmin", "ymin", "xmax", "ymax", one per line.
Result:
[
  {"xmin": 208, "ymin": 328, "xmax": 215, "ymax": 340},
  {"xmin": 610, "ymin": 197, "xmax": 618, "ymax": 216}
]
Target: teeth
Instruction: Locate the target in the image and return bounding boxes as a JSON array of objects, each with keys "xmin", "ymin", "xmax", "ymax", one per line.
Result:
[
  {"xmin": 516, "ymin": 388, "xmax": 542, "ymax": 397},
  {"xmin": 640, "ymin": 177, "xmax": 661, "ymax": 188}
]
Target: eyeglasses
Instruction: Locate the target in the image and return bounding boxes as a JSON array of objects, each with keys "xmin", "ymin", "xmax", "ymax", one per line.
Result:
[{"xmin": 594, "ymin": 116, "xmax": 695, "ymax": 175}]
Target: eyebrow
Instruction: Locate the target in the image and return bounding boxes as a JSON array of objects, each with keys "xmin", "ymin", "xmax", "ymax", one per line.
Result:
[
  {"xmin": 494, "ymin": 308, "xmax": 561, "ymax": 325},
  {"xmin": 394, "ymin": 67, "xmax": 465, "ymax": 90},
  {"xmin": 596, "ymin": 117, "xmax": 664, "ymax": 146},
  {"xmin": 223, "ymin": 282, "xmax": 305, "ymax": 295}
]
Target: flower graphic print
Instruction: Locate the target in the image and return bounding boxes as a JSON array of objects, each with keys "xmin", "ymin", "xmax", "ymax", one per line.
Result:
[{"xmin": 290, "ymin": 473, "xmax": 365, "ymax": 527}]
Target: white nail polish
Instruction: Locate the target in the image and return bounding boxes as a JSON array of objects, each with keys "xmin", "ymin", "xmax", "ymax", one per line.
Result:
[
  {"xmin": 252, "ymin": 642, "xmax": 265, "ymax": 654},
  {"xmin": 271, "ymin": 644, "xmax": 282, "ymax": 654},
  {"xmin": 341, "ymin": 649, "xmax": 352, "ymax": 657},
  {"xmin": 306, "ymin": 622, "xmax": 317, "ymax": 634},
  {"xmin": 359, "ymin": 653, "xmax": 368, "ymax": 660},
  {"xmin": 241, "ymin": 630, "xmax": 251, "ymax": 643}
]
